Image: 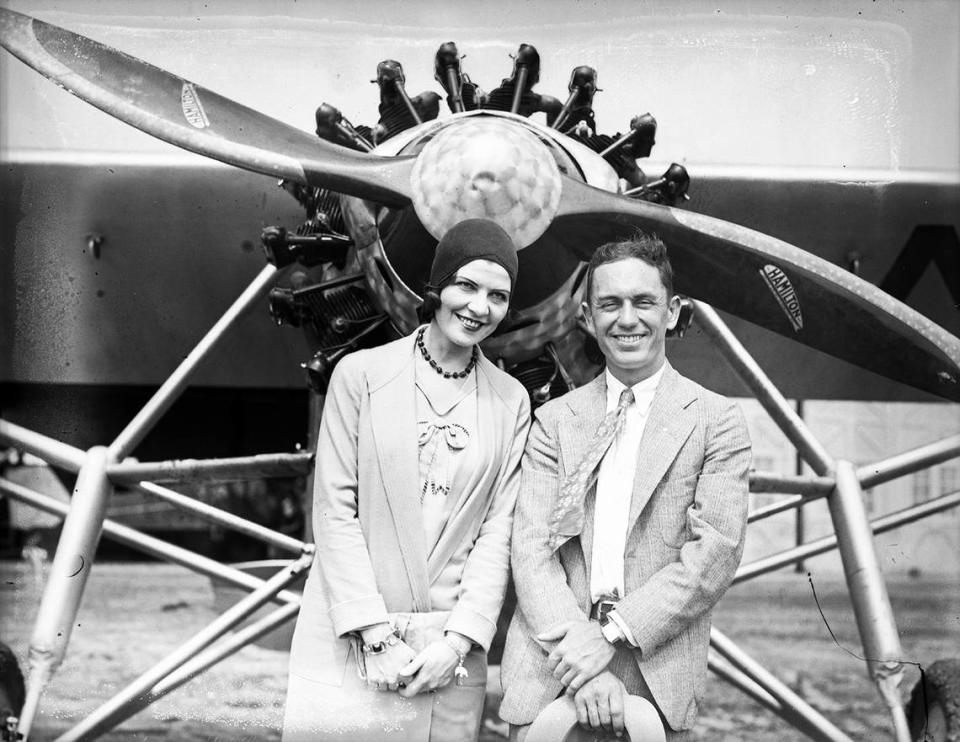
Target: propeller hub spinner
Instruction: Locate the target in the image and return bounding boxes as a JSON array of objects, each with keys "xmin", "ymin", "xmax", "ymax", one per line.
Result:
[{"xmin": 409, "ymin": 116, "xmax": 562, "ymax": 248}]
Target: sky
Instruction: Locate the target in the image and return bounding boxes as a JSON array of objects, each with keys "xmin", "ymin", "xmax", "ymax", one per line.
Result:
[{"xmin": 2, "ymin": 0, "xmax": 958, "ymax": 172}]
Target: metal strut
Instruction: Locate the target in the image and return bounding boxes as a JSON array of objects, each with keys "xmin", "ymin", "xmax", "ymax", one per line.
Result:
[
  {"xmin": 710, "ymin": 628, "xmax": 853, "ymax": 742},
  {"xmin": 56, "ymin": 552, "xmax": 313, "ymax": 742},
  {"xmin": 7, "ymin": 264, "xmax": 284, "ymax": 740},
  {"xmin": 695, "ymin": 299, "xmax": 915, "ymax": 742}
]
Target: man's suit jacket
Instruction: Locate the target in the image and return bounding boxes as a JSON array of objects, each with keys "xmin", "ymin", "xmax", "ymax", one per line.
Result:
[
  {"xmin": 287, "ymin": 330, "xmax": 530, "ymax": 687},
  {"xmin": 499, "ymin": 363, "xmax": 751, "ymax": 732}
]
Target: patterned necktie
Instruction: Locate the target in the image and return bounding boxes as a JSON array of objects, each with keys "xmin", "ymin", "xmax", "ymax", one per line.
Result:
[{"xmin": 547, "ymin": 387, "xmax": 634, "ymax": 551}]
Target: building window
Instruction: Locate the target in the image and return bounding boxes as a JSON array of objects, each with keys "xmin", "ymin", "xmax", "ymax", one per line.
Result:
[
  {"xmin": 749, "ymin": 455, "xmax": 777, "ymax": 508},
  {"xmin": 941, "ymin": 465, "xmax": 959, "ymax": 496},
  {"xmin": 752, "ymin": 455, "xmax": 775, "ymax": 473},
  {"xmin": 913, "ymin": 469, "xmax": 931, "ymax": 503}
]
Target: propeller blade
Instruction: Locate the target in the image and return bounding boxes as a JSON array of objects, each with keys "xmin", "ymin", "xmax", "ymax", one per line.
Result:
[
  {"xmin": 555, "ymin": 178, "xmax": 960, "ymax": 402},
  {"xmin": 0, "ymin": 8, "xmax": 413, "ymax": 206}
]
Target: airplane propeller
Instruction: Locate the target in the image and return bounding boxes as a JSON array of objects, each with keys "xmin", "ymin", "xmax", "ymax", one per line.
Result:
[
  {"xmin": 553, "ymin": 178, "xmax": 960, "ymax": 402},
  {"xmin": 0, "ymin": 7, "xmax": 414, "ymax": 207},
  {"xmin": 2, "ymin": 6, "xmax": 959, "ymax": 402}
]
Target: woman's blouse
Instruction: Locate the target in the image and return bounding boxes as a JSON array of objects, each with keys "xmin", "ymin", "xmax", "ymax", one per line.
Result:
[{"xmin": 415, "ymin": 367, "xmax": 480, "ymax": 563}]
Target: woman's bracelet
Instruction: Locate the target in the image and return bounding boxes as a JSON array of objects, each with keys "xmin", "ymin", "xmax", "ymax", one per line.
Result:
[
  {"xmin": 360, "ymin": 626, "xmax": 402, "ymax": 656},
  {"xmin": 442, "ymin": 634, "xmax": 469, "ymax": 685}
]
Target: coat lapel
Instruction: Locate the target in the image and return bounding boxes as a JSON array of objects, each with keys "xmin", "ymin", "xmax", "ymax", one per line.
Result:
[
  {"xmin": 557, "ymin": 374, "xmax": 607, "ymax": 578},
  {"xmin": 368, "ymin": 336, "xmax": 431, "ymax": 611},
  {"xmin": 627, "ymin": 364, "xmax": 698, "ymax": 528}
]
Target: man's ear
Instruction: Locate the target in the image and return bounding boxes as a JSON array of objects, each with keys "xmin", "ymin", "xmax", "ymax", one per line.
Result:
[
  {"xmin": 666, "ymin": 295, "xmax": 682, "ymax": 331},
  {"xmin": 580, "ymin": 301, "xmax": 597, "ymax": 338}
]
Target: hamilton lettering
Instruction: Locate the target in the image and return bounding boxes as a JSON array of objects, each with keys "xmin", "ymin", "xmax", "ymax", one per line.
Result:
[
  {"xmin": 761, "ymin": 265, "xmax": 803, "ymax": 331},
  {"xmin": 180, "ymin": 83, "xmax": 210, "ymax": 129}
]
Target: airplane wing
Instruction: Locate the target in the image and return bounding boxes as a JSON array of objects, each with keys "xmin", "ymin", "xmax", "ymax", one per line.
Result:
[
  {"xmin": 0, "ymin": 7, "xmax": 413, "ymax": 206},
  {"xmin": 555, "ymin": 177, "xmax": 960, "ymax": 402}
]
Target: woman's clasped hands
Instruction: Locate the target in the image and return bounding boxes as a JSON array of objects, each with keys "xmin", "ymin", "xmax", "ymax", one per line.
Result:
[
  {"xmin": 360, "ymin": 624, "xmax": 470, "ymax": 698},
  {"xmin": 359, "ymin": 623, "xmax": 416, "ymax": 692},
  {"xmin": 397, "ymin": 631, "xmax": 470, "ymax": 697}
]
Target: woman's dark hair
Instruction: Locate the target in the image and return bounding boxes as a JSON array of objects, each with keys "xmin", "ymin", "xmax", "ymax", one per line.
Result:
[
  {"xmin": 418, "ymin": 276, "xmax": 453, "ymax": 323},
  {"xmin": 418, "ymin": 287, "xmax": 441, "ymax": 323}
]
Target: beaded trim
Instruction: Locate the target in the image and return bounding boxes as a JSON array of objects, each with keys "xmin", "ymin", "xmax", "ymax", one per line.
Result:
[{"xmin": 416, "ymin": 327, "xmax": 478, "ymax": 379}]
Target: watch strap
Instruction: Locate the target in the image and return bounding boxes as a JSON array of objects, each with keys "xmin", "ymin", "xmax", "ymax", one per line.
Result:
[{"xmin": 600, "ymin": 617, "xmax": 624, "ymax": 644}]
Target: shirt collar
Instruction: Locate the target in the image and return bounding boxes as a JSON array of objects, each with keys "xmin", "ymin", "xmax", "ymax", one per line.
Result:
[{"xmin": 604, "ymin": 363, "xmax": 666, "ymax": 413}]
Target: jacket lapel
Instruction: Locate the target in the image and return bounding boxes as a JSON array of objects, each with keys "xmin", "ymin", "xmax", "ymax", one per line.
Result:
[
  {"xmin": 627, "ymin": 364, "xmax": 698, "ymax": 528},
  {"xmin": 368, "ymin": 335, "xmax": 431, "ymax": 611},
  {"xmin": 557, "ymin": 374, "xmax": 606, "ymax": 577}
]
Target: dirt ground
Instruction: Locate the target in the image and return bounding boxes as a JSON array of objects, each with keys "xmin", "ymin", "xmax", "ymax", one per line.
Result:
[{"xmin": 1, "ymin": 561, "xmax": 957, "ymax": 741}]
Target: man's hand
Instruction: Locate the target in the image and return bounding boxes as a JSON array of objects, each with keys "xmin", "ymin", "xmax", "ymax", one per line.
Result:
[
  {"xmin": 537, "ymin": 619, "xmax": 615, "ymax": 693},
  {"xmin": 573, "ymin": 671, "xmax": 627, "ymax": 734}
]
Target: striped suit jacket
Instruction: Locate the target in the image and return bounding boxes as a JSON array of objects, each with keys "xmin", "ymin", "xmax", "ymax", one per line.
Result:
[{"xmin": 499, "ymin": 363, "xmax": 751, "ymax": 732}]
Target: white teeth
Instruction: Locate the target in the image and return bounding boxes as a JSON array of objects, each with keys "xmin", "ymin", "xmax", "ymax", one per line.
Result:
[{"xmin": 457, "ymin": 315, "xmax": 482, "ymax": 330}]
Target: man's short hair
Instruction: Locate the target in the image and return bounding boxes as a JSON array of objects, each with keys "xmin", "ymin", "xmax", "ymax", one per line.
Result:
[{"xmin": 583, "ymin": 232, "xmax": 674, "ymax": 303}]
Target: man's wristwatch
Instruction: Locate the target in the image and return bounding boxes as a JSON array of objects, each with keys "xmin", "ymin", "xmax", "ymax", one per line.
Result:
[{"xmin": 599, "ymin": 612, "xmax": 625, "ymax": 644}]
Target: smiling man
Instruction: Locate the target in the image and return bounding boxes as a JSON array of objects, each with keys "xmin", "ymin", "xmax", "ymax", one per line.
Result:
[{"xmin": 500, "ymin": 234, "xmax": 752, "ymax": 741}]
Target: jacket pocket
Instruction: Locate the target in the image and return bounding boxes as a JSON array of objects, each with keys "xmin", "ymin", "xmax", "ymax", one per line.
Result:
[
  {"xmin": 655, "ymin": 481, "xmax": 694, "ymax": 549},
  {"xmin": 288, "ymin": 577, "xmax": 350, "ymax": 685}
]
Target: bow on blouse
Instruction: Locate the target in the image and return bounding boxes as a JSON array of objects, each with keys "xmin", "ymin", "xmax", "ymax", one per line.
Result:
[
  {"xmin": 417, "ymin": 421, "xmax": 470, "ymax": 500},
  {"xmin": 417, "ymin": 421, "xmax": 469, "ymax": 450}
]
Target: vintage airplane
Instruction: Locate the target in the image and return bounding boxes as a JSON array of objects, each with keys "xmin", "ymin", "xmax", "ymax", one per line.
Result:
[
  {"xmin": 1, "ymin": 4, "xmax": 958, "ymax": 742},
  {"xmin": 2, "ymin": 7, "xmax": 958, "ymax": 403}
]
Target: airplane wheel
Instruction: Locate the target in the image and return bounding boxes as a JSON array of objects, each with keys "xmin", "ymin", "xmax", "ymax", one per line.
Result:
[
  {"xmin": 907, "ymin": 658, "xmax": 960, "ymax": 742},
  {"xmin": 0, "ymin": 640, "xmax": 25, "ymax": 721}
]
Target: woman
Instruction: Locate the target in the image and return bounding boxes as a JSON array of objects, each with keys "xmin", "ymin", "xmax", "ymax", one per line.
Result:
[{"xmin": 283, "ymin": 218, "xmax": 531, "ymax": 741}]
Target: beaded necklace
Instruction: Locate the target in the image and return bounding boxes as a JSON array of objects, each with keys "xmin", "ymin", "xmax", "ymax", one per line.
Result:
[{"xmin": 416, "ymin": 327, "xmax": 478, "ymax": 379}]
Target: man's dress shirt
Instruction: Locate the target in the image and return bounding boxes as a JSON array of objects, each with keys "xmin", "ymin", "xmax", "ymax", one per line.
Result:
[{"xmin": 590, "ymin": 363, "xmax": 666, "ymax": 645}]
